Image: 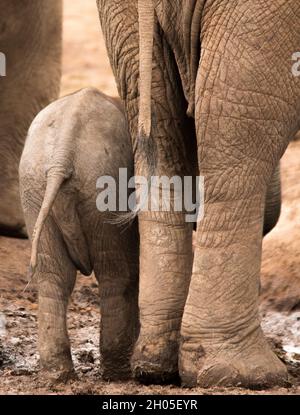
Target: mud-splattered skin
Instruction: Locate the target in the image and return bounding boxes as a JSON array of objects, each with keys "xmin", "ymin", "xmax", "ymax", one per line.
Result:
[
  {"xmin": 0, "ymin": 0, "xmax": 62, "ymax": 236},
  {"xmin": 98, "ymin": 0, "xmax": 300, "ymax": 388},
  {"xmin": 19, "ymin": 89, "xmax": 139, "ymax": 381}
]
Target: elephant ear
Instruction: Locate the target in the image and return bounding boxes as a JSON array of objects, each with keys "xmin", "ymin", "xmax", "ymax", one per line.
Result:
[{"xmin": 137, "ymin": 0, "xmax": 154, "ymax": 139}]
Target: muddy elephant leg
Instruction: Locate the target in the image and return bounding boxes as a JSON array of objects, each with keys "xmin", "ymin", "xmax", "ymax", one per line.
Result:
[
  {"xmin": 180, "ymin": 182, "xmax": 288, "ymax": 388},
  {"xmin": 130, "ymin": 58, "xmax": 195, "ymax": 384},
  {"xmin": 180, "ymin": 7, "xmax": 300, "ymax": 386},
  {"xmin": 133, "ymin": 212, "xmax": 193, "ymax": 384},
  {"xmin": 130, "ymin": 32, "xmax": 194, "ymax": 383},
  {"xmin": 27, "ymin": 216, "xmax": 76, "ymax": 382},
  {"xmin": 94, "ymin": 224, "xmax": 139, "ymax": 380},
  {"xmin": 98, "ymin": 2, "xmax": 195, "ymax": 384},
  {"xmin": 263, "ymin": 164, "xmax": 281, "ymax": 236},
  {"xmin": 180, "ymin": 128, "xmax": 288, "ymax": 387}
]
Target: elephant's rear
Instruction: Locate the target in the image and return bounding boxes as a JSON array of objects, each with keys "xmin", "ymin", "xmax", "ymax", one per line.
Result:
[
  {"xmin": 19, "ymin": 87, "xmax": 139, "ymax": 381},
  {"xmin": 19, "ymin": 87, "xmax": 135, "ymax": 274}
]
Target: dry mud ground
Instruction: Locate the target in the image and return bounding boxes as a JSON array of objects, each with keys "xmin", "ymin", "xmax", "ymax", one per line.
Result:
[{"xmin": 0, "ymin": 0, "xmax": 300, "ymax": 395}]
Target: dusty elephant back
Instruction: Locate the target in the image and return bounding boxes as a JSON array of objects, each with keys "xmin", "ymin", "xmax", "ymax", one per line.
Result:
[{"xmin": 21, "ymin": 87, "xmax": 132, "ymax": 187}]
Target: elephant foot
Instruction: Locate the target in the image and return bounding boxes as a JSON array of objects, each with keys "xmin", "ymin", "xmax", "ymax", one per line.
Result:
[
  {"xmin": 131, "ymin": 336, "xmax": 180, "ymax": 385},
  {"xmin": 101, "ymin": 368, "xmax": 131, "ymax": 382},
  {"xmin": 39, "ymin": 366, "xmax": 77, "ymax": 385},
  {"xmin": 101, "ymin": 358, "xmax": 131, "ymax": 381},
  {"xmin": 39, "ymin": 352, "xmax": 76, "ymax": 384},
  {"xmin": 100, "ymin": 342, "xmax": 137, "ymax": 381},
  {"xmin": 180, "ymin": 332, "xmax": 288, "ymax": 389}
]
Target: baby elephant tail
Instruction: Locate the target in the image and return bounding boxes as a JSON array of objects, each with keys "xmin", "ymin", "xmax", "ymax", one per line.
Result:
[{"xmin": 29, "ymin": 171, "xmax": 68, "ymax": 277}]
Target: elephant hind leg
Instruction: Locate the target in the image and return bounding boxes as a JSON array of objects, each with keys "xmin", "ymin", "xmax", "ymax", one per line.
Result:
[
  {"xmin": 25, "ymin": 209, "xmax": 77, "ymax": 382},
  {"xmin": 99, "ymin": 1, "xmax": 194, "ymax": 384},
  {"xmin": 263, "ymin": 164, "xmax": 281, "ymax": 236},
  {"xmin": 180, "ymin": 13, "xmax": 294, "ymax": 386},
  {"xmin": 38, "ymin": 228, "xmax": 77, "ymax": 382},
  {"xmin": 94, "ymin": 223, "xmax": 139, "ymax": 381}
]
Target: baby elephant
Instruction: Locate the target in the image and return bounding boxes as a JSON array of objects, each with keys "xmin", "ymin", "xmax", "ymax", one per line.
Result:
[{"xmin": 19, "ymin": 88, "xmax": 139, "ymax": 382}]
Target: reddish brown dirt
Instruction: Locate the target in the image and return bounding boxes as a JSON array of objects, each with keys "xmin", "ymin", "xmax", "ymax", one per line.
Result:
[{"xmin": 0, "ymin": 0, "xmax": 299, "ymax": 395}]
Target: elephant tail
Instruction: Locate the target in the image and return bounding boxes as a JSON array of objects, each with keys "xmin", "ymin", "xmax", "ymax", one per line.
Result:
[
  {"xmin": 115, "ymin": 0, "xmax": 157, "ymax": 223},
  {"xmin": 136, "ymin": 0, "xmax": 157, "ymax": 177},
  {"xmin": 137, "ymin": 0, "xmax": 154, "ymax": 139},
  {"xmin": 29, "ymin": 171, "xmax": 69, "ymax": 277}
]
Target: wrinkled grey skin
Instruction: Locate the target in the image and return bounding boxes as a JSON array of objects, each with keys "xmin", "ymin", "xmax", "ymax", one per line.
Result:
[
  {"xmin": 0, "ymin": 0, "xmax": 62, "ymax": 236},
  {"xmin": 98, "ymin": 0, "xmax": 300, "ymax": 388},
  {"xmin": 19, "ymin": 88, "xmax": 139, "ymax": 381}
]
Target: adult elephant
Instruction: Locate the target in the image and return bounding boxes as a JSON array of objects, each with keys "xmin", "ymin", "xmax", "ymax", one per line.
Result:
[
  {"xmin": 98, "ymin": 0, "xmax": 300, "ymax": 388},
  {"xmin": 0, "ymin": 0, "xmax": 62, "ymax": 236}
]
